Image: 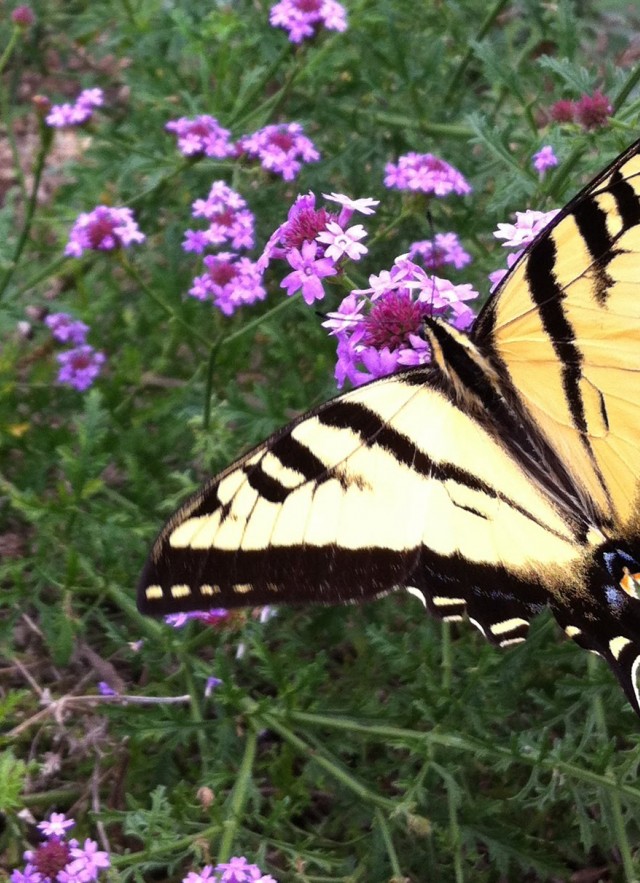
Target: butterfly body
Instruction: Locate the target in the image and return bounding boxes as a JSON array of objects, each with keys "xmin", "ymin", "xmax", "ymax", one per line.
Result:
[{"xmin": 138, "ymin": 139, "xmax": 640, "ymax": 717}]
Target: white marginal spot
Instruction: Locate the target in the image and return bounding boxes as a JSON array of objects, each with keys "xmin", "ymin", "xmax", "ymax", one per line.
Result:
[
  {"xmin": 609, "ymin": 635, "xmax": 632, "ymax": 660},
  {"xmin": 200, "ymin": 584, "xmax": 219, "ymax": 596},
  {"xmin": 145, "ymin": 585, "xmax": 163, "ymax": 600},
  {"xmin": 406, "ymin": 586, "xmax": 426, "ymax": 608},
  {"xmin": 631, "ymin": 655, "xmax": 640, "ymax": 713},
  {"xmin": 499, "ymin": 637, "xmax": 526, "ymax": 647},
  {"xmin": 565, "ymin": 625, "xmax": 582, "ymax": 639},
  {"xmin": 443, "ymin": 615, "xmax": 464, "ymax": 623},
  {"xmin": 432, "ymin": 596, "xmax": 466, "ymax": 607},
  {"xmin": 490, "ymin": 617, "xmax": 529, "ymax": 637},
  {"xmin": 170, "ymin": 584, "xmax": 192, "ymax": 598},
  {"xmin": 233, "ymin": 583, "xmax": 253, "ymax": 594},
  {"xmin": 468, "ymin": 617, "xmax": 486, "ymax": 636}
]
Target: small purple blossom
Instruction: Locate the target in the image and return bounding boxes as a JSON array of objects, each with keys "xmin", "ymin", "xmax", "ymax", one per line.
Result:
[
  {"xmin": 10, "ymin": 864, "xmax": 41, "ymax": 883},
  {"xmin": 185, "ymin": 182, "xmax": 255, "ymax": 252},
  {"xmin": 45, "ymin": 313, "xmax": 88, "ymax": 345},
  {"xmin": 280, "ymin": 240, "xmax": 337, "ymax": 304},
  {"xmin": 316, "ymin": 221, "xmax": 368, "ymax": 262},
  {"xmin": 12, "ymin": 6, "xmax": 36, "ymax": 27},
  {"xmin": 493, "ymin": 208, "xmax": 560, "ymax": 248},
  {"xmin": 165, "ymin": 115, "xmax": 236, "ymax": 158},
  {"xmin": 37, "ymin": 813, "xmax": 74, "ymax": 839},
  {"xmin": 384, "ymin": 153, "xmax": 471, "ymax": 197},
  {"xmin": 45, "ymin": 88, "xmax": 103, "ymax": 128},
  {"xmin": 409, "ymin": 232, "xmax": 471, "ymax": 271},
  {"xmin": 323, "ymin": 255, "xmax": 478, "ymax": 387},
  {"xmin": 269, "ymin": 0, "xmax": 347, "ymax": 43},
  {"xmin": 63, "ymin": 839, "xmax": 110, "ymax": 882},
  {"xmin": 532, "ymin": 145, "xmax": 558, "ymax": 174},
  {"xmin": 489, "ymin": 208, "xmax": 560, "ymax": 290},
  {"xmin": 214, "ymin": 856, "xmax": 278, "ymax": 883},
  {"xmin": 165, "ymin": 608, "xmax": 230, "ymax": 628},
  {"xmin": 258, "ymin": 192, "xmax": 333, "ymax": 272},
  {"xmin": 65, "ymin": 206, "xmax": 145, "ymax": 257},
  {"xmin": 238, "ymin": 123, "xmax": 320, "ymax": 181},
  {"xmin": 574, "ymin": 90, "xmax": 613, "ymax": 130},
  {"xmin": 205, "ymin": 676, "xmax": 223, "ymax": 697},
  {"xmin": 97, "ymin": 681, "xmax": 117, "ymax": 696},
  {"xmin": 56, "ymin": 345, "xmax": 105, "ymax": 391},
  {"xmin": 189, "ymin": 253, "xmax": 266, "ymax": 315}
]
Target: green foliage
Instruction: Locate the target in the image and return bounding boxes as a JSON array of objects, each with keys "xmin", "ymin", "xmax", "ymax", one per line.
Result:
[{"xmin": 3, "ymin": 0, "xmax": 640, "ymax": 881}]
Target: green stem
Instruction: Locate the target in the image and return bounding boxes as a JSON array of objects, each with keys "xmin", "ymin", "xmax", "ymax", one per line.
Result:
[
  {"xmin": 0, "ymin": 27, "xmax": 19, "ymax": 77},
  {"xmin": 613, "ymin": 63, "xmax": 640, "ymax": 112},
  {"xmin": 227, "ymin": 44, "xmax": 298, "ymax": 129},
  {"xmin": 443, "ymin": 0, "xmax": 512, "ymax": 105},
  {"xmin": 217, "ymin": 726, "xmax": 258, "ymax": 862},
  {"xmin": 374, "ymin": 807, "xmax": 403, "ymax": 879},
  {"xmin": 0, "ymin": 121, "xmax": 53, "ymax": 301},
  {"xmin": 203, "ymin": 339, "xmax": 222, "ymax": 431},
  {"xmin": 441, "ymin": 621, "xmax": 452, "ymax": 693},
  {"xmin": 119, "ymin": 254, "xmax": 212, "ymax": 347},
  {"xmin": 260, "ymin": 710, "xmax": 398, "ymax": 810}
]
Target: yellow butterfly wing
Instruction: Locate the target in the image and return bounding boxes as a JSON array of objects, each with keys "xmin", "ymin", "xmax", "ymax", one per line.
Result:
[{"xmin": 474, "ymin": 141, "xmax": 640, "ymax": 530}]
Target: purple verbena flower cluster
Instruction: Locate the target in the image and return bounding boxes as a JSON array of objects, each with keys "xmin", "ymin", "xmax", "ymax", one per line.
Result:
[
  {"xmin": 323, "ymin": 255, "xmax": 478, "ymax": 388},
  {"xmin": 165, "ymin": 115, "xmax": 236, "ymax": 159},
  {"xmin": 269, "ymin": 0, "xmax": 347, "ymax": 43},
  {"xmin": 184, "ymin": 182, "xmax": 255, "ymax": 254},
  {"xmin": 45, "ymin": 312, "xmax": 105, "ymax": 391},
  {"xmin": 532, "ymin": 145, "xmax": 558, "ymax": 174},
  {"xmin": 166, "ymin": 116, "xmax": 320, "ymax": 183},
  {"xmin": 238, "ymin": 123, "xmax": 320, "ymax": 181},
  {"xmin": 259, "ymin": 191, "xmax": 377, "ymax": 304},
  {"xmin": 189, "ymin": 253, "xmax": 266, "ymax": 315},
  {"xmin": 165, "ymin": 608, "xmax": 230, "ymax": 628},
  {"xmin": 45, "ymin": 88, "xmax": 103, "ymax": 128},
  {"xmin": 384, "ymin": 153, "xmax": 471, "ymax": 196},
  {"xmin": 65, "ymin": 206, "xmax": 145, "ymax": 257},
  {"xmin": 11, "ymin": 813, "xmax": 110, "ymax": 883},
  {"xmin": 184, "ymin": 856, "xmax": 277, "ymax": 883},
  {"xmin": 409, "ymin": 232, "xmax": 471, "ymax": 271},
  {"xmin": 488, "ymin": 207, "xmax": 560, "ymax": 290}
]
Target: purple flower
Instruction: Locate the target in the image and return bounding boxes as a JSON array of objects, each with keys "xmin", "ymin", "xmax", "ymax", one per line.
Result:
[
  {"xmin": 384, "ymin": 153, "xmax": 472, "ymax": 197},
  {"xmin": 204, "ymin": 676, "xmax": 223, "ymax": 697},
  {"xmin": 189, "ymin": 253, "xmax": 266, "ymax": 315},
  {"xmin": 12, "ymin": 6, "xmax": 36, "ymax": 27},
  {"xmin": 165, "ymin": 115, "xmax": 235, "ymax": 158},
  {"xmin": 65, "ymin": 838, "xmax": 110, "ymax": 881},
  {"xmin": 45, "ymin": 313, "xmax": 88, "ymax": 345},
  {"xmin": 532, "ymin": 145, "xmax": 558, "ymax": 174},
  {"xmin": 493, "ymin": 208, "xmax": 560, "ymax": 248},
  {"xmin": 316, "ymin": 221, "xmax": 368, "ymax": 262},
  {"xmin": 56, "ymin": 345, "xmax": 105, "ymax": 391},
  {"xmin": 258, "ymin": 192, "xmax": 332, "ymax": 272},
  {"xmin": 409, "ymin": 232, "xmax": 471, "ymax": 271},
  {"xmin": 97, "ymin": 681, "xmax": 117, "ymax": 696},
  {"xmin": 238, "ymin": 123, "xmax": 320, "ymax": 181},
  {"xmin": 280, "ymin": 240, "xmax": 337, "ymax": 304},
  {"xmin": 37, "ymin": 813, "xmax": 75, "ymax": 839},
  {"xmin": 186, "ymin": 182, "xmax": 255, "ymax": 252},
  {"xmin": 214, "ymin": 856, "xmax": 277, "ymax": 883},
  {"xmin": 45, "ymin": 88, "xmax": 103, "ymax": 128},
  {"xmin": 183, "ymin": 868, "xmax": 216, "ymax": 883},
  {"xmin": 65, "ymin": 206, "xmax": 145, "ymax": 257},
  {"xmin": 10, "ymin": 864, "xmax": 41, "ymax": 883},
  {"xmin": 165, "ymin": 608, "xmax": 229, "ymax": 629},
  {"xmin": 323, "ymin": 255, "xmax": 478, "ymax": 387},
  {"xmin": 269, "ymin": 0, "xmax": 347, "ymax": 43}
]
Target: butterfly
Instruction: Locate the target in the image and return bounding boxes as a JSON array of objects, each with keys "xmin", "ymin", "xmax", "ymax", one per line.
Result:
[{"xmin": 138, "ymin": 139, "xmax": 640, "ymax": 717}]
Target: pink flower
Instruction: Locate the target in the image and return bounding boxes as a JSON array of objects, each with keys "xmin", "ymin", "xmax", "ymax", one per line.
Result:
[
  {"xmin": 493, "ymin": 209, "xmax": 560, "ymax": 247},
  {"xmin": 37, "ymin": 813, "xmax": 75, "ymax": 839},
  {"xmin": 65, "ymin": 206, "xmax": 145, "ymax": 257},
  {"xmin": 165, "ymin": 115, "xmax": 235, "ymax": 158},
  {"xmin": 280, "ymin": 240, "xmax": 337, "ymax": 303},
  {"xmin": 56, "ymin": 345, "xmax": 105, "ymax": 391},
  {"xmin": 384, "ymin": 153, "xmax": 471, "ymax": 196},
  {"xmin": 549, "ymin": 98, "xmax": 575, "ymax": 123},
  {"xmin": 532, "ymin": 145, "xmax": 558, "ymax": 174},
  {"xmin": 45, "ymin": 88, "xmax": 103, "ymax": 127},
  {"xmin": 238, "ymin": 123, "xmax": 319, "ymax": 181},
  {"xmin": 185, "ymin": 181, "xmax": 255, "ymax": 252},
  {"xmin": 45, "ymin": 313, "xmax": 89, "ymax": 345},
  {"xmin": 189, "ymin": 253, "xmax": 266, "ymax": 315},
  {"xmin": 409, "ymin": 232, "xmax": 471, "ymax": 270},
  {"xmin": 323, "ymin": 255, "xmax": 478, "ymax": 387},
  {"xmin": 316, "ymin": 221, "xmax": 368, "ymax": 261},
  {"xmin": 269, "ymin": 0, "xmax": 347, "ymax": 43}
]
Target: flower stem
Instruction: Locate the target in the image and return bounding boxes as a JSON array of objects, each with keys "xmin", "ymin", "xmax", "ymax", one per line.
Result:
[{"xmin": 217, "ymin": 726, "xmax": 258, "ymax": 863}]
